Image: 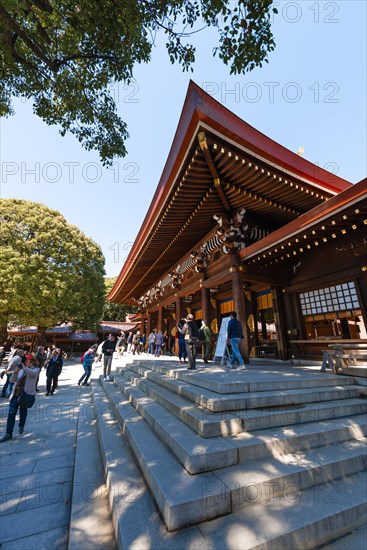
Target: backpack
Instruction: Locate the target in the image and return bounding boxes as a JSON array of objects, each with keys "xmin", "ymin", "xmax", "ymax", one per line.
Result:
[
  {"xmin": 80, "ymin": 352, "xmax": 86, "ymax": 364},
  {"xmin": 187, "ymin": 321, "xmax": 199, "ymax": 338},
  {"xmin": 198, "ymin": 328, "xmax": 205, "ymax": 342}
]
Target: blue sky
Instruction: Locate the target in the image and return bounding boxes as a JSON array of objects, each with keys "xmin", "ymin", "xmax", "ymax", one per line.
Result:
[{"xmin": 1, "ymin": 1, "xmax": 366, "ymax": 278}]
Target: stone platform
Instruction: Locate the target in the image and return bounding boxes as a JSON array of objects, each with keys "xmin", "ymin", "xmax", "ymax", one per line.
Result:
[{"xmin": 93, "ymin": 354, "xmax": 367, "ymax": 548}]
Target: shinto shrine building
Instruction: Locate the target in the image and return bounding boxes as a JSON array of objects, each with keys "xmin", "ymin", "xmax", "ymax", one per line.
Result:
[{"xmin": 109, "ymin": 81, "xmax": 367, "ymax": 362}]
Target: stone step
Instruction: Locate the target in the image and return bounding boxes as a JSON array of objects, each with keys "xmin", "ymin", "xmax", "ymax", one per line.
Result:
[
  {"xmin": 119, "ymin": 362, "xmax": 363, "ymax": 412},
  {"xmin": 68, "ymin": 392, "xmax": 116, "ymax": 550},
  {"xmin": 109, "ymin": 370, "xmax": 367, "ymax": 475},
  {"xmin": 123, "ymin": 358, "xmax": 357, "ymax": 394},
  {"xmin": 93, "ymin": 378, "xmax": 367, "ymax": 538},
  {"xmin": 118, "ymin": 367, "xmax": 367, "ymax": 437},
  {"xmin": 198, "ymin": 471, "xmax": 367, "ymax": 549},
  {"xmin": 118, "ymin": 368, "xmax": 242, "ymax": 437},
  {"xmin": 91, "ymin": 383, "xmax": 207, "ymax": 547},
  {"xmin": 92, "ymin": 381, "xmax": 231, "ymax": 531}
]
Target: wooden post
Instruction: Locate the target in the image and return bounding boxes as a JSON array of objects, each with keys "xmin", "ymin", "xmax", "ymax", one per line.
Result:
[
  {"xmin": 175, "ymin": 296, "xmax": 183, "ymax": 355},
  {"xmin": 201, "ymin": 287, "xmax": 210, "ymax": 324},
  {"xmin": 271, "ymin": 286, "xmax": 289, "ymax": 360},
  {"xmin": 231, "ymin": 253, "xmax": 251, "ymax": 363},
  {"xmin": 157, "ymin": 307, "xmax": 163, "ymax": 333},
  {"xmin": 146, "ymin": 313, "xmax": 151, "ymax": 351}
]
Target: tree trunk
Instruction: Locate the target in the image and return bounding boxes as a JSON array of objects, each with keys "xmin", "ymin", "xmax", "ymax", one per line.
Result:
[
  {"xmin": 34, "ymin": 326, "xmax": 47, "ymax": 347},
  {"xmin": 0, "ymin": 313, "xmax": 8, "ymax": 345}
]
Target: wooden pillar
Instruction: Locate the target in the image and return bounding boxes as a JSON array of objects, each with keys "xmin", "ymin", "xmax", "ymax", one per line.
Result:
[
  {"xmin": 271, "ymin": 286, "xmax": 289, "ymax": 360},
  {"xmin": 231, "ymin": 253, "xmax": 253, "ymax": 363},
  {"xmin": 146, "ymin": 314, "xmax": 151, "ymax": 348},
  {"xmin": 201, "ymin": 287, "xmax": 210, "ymax": 324},
  {"xmin": 157, "ymin": 307, "xmax": 163, "ymax": 333},
  {"xmin": 140, "ymin": 314, "xmax": 145, "ymax": 335},
  {"xmin": 175, "ymin": 296, "xmax": 183, "ymax": 355}
]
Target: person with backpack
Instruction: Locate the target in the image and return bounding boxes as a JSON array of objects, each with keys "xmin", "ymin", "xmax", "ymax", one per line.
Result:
[
  {"xmin": 178, "ymin": 314, "xmax": 199, "ymax": 370},
  {"xmin": 78, "ymin": 345, "xmax": 97, "ymax": 386},
  {"xmin": 199, "ymin": 320, "xmax": 211, "ymax": 364}
]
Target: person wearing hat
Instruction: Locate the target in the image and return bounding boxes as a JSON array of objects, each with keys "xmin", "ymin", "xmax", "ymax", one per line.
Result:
[{"xmin": 178, "ymin": 314, "xmax": 199, "ymax": 370}]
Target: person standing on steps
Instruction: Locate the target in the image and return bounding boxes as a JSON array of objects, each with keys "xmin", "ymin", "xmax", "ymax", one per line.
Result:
[
  {"xmin": 102, "ymin": 334, "xmax": 116, "ymax": 381},
  {"xmin": 179, "ymin": 314, "xmax": 199, "ymax": 370},
  {"xmin": 227, "ymin": 311, "xmax": 246, "ymax": 370},
  {"xmin": 177, "ymin": 320, "xmax": 188, "ymax": 364},
  {"xmin": 199, "ymin": 320, "xmax": 211, "ymax": 364}
]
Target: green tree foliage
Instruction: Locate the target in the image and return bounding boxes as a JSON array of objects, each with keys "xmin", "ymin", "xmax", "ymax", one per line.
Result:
[
  {"xmin": 0, "ymin": 199, "xmax": 106, "ymax": 339},
  {"xmin": 103, "ymin": 277, "xmax": 137, "ymax": 321},
  {"xmin": 0, "ymin": 0, "xmax": 277, "ymax": 165}
]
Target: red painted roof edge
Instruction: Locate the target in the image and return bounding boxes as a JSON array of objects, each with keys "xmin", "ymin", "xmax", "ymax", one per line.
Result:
[
  {"xmin": 109, "ymin": 81, "xmax": 354, "ymax": 301},
  {"xmin": 240, "ymin": 178, "xmax": 366, "ymax": 260}
]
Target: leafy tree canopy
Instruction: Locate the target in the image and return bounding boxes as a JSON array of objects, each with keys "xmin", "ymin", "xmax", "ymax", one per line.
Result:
[
  {"xmin": 103, "ymin": 276, "xmax": 137, "ymax": 321},
  {"xmin": 0, "ymin": 198, "xmax": 106, "ymax": 332},
  {"xmin": 0, "ymin": 0, "xmax": 277, "ymax": 165}
]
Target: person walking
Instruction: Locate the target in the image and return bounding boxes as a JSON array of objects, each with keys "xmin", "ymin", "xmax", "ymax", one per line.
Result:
[
  {"xmin": 78, "ymin": 345, "xmax": 97, "ymax": 386},
  {"xmin": 199, "ymin": 320, "xmax": 211, "ymax": 364},
  {"xmin": 0, "ymin": 356, "xmax": 40, "ymax": 441},
  {"xmin": 45, "ymin": 349, "xmax": 64, "ymax": 395},
  {"xmin": 102, "ymin": 334, "xmax": 116, "ymax": 381},
  {"xmin": 179, "ymin": 314, "xmax": 199, "ymax": 370},
  {"xmin": 227, "ymin": 311, "xmax": 246, "ymax": 370},
  {"xmin": 154, "ymin": 331, "xmax": 164, "ymax": 357}
]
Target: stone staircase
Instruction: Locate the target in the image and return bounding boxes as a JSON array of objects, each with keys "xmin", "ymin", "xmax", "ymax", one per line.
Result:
[{"xmin": 92, "ymin": 356, "xmax": 367, "ymax": 549}]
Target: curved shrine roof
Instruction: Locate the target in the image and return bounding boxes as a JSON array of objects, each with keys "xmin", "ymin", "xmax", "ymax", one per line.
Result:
[{"xmin": 109, "ymin": 81, "xmax": 353, "ymax": 304}]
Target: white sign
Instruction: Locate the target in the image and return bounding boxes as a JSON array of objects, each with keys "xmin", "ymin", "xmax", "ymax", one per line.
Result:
[{"xmin": 213, "ymin": 316, "xmax": 231, "ymax": 365}]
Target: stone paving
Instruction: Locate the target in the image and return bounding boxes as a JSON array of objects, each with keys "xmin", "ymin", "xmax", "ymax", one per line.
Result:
[
  {"xmin": 0, "ymin": 358, "xmax": 114, "ymax": 550},
  {"xmin": 0, "ymin": 353, "xmax": 366, "ymax": 550}
]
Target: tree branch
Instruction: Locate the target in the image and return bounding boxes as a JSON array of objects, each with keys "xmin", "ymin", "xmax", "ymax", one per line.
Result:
[{"xmin": 0, "ymin": 3, "xmax": 58, "ymax": 71}]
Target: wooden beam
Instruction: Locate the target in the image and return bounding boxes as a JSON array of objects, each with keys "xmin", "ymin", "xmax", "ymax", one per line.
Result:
[{"xmin": 198, "ymin": 132, "xmax": 231, "ymax": 212}]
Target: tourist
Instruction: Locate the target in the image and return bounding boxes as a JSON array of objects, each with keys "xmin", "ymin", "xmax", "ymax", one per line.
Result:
[
  {"xmin": 102, "ymin": 334, "xmax": 116, "ymax": 381},
  {"xmin": 45, "ymin": 349, "xmax": 64, "ymax": 395},
  {"xmin": 227, "ymin": 311, "xmax": 246, "ymax": 370},
  {"xmin": 0, "ymin": 346, "xmax": 6, "ymax": 368},
  {"xmin": 147, "ymin": 331, "xmax": 155, "ymax": 354},
  {"xmin": 0, "ymin": 356, "xmax": 40, "ymax": 441},
  {"xmin": 116, "ymin": 333, "xmax": 126, "ymax": 356},
  {"xmin": 132, "ymin": 331, "xmax": 140, "ymax": 355},
  {"xmin": 199, "ymin": 320, "xmax": 211, "ymax": 364},
  {"xmin": 1, "ymin": 349, "xmax": 25, "ymax": 398},
  {"xmin": 154, "ymin": 331, "xmax": 164, "ymax": 357},
  {"xmin": 177, "ymin": 320, "xmax": 187, "ymax": 364},
  {"xmin": 179, "ymin": 314, "xmax": 199, "ymax": 370},
  {"xmin": 78, "ymin": 345, "xmax": 97, "ymax": 386},
  {"xmin": 126, "ymin": 332, "xmax": 133, "ymax": 353},
  {"xmin": 34, "ymin": 346, "xmax": 46, "ymax": 392}
]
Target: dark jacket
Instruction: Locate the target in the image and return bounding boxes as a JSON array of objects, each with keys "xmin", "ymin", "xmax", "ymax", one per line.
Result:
[
  {"xmin": 227, "ymin": 318, "xmax": 244, "ymax": 339},
  {"xmin": 47, "ymin": 356, "xmax": 63, "ymax": 377},
  {"xmin": 102, "ymin": 339, "xmax": 115, "ymax": 356}
]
